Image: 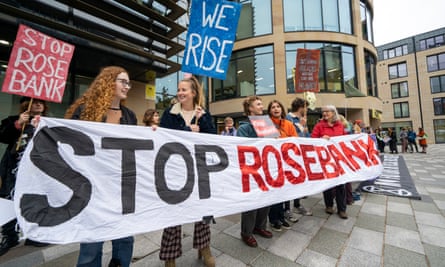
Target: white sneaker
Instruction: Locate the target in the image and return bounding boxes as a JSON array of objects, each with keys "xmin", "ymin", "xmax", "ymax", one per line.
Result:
[
  {"xmin": 296, "ymin": 206, "xmax": 313, "ymax": 216},
  {"xmin": 284, "ymin": 210, "xmax": 299, "ymax": 222}
]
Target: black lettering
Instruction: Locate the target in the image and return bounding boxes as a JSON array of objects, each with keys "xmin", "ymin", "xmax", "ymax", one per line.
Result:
[
  {"xmin": 21, "ymin": 126, "xmax": 94, "ymax": 226},
  {"xmin": 195, "ymin": 145, "xmax": 229, "ymax": 199},
  {"xmin": 102, "ymin": 138, "xmax": 154, "ymax": 214},
  {"xmin": 155, "ymin": 142, "xmax": 194, "ymax": 204}
]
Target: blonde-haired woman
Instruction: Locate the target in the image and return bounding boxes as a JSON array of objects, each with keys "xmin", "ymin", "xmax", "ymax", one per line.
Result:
[
  {"xmin": 65, "ymin": 66, "xmax": 136, "ymax": 267},
  {"xmin": 311, "ymin": 105, "xmax": 348, "ymax": 219},
  {"xmin": 159, "ymin": 76, "xmax": 216, "ymax": 267}
]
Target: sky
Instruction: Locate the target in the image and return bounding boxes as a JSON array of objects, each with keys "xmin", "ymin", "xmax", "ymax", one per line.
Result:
[{"xmin": 373, "ymin": 0, "xmax": 445, "ymax": 46}]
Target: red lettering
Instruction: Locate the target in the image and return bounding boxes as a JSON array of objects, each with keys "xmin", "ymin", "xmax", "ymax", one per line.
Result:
[
  {"xmin": 237, "ymin": 146, "xmax": 268, "ymax": 192},
  {"xmin": 339, "ymin": 140, "xmax": 371, "ymax": 169},
  {"xmin": 281, "ymin": 143, "xmax": 306, "ymax": 184},
  {"xmin": 262, "ymin": 145, "xmax": 284, "ymax": 188},
  {"xmin": 357, "ymin": 136, "xmax": 381, "ymax": 165},
  {"xmin": 300, "ymin": 144, "xmax": 324, "ymax": 180},
  {"xmin": 327, "ymin": 144, "xmax": 355, "ymax": 174},
  {"xmin": 314, "ymin": 146, "xmax": 339, "ymax": 179}
]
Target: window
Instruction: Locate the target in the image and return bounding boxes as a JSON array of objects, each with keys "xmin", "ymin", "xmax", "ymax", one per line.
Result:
[
  {"xmin": 433, "ymin": 97, "xmax": 445, "ymax": 115},
  {"xmin": 285, "ymin": 42, "xmax": 356, "ymax": 94},
  {"xmin": 419, "ymin": 34, "xmax": 445, "ymax": 51},
  {"xmin": 427, "ymin": 53, "xmax": 445, "ymax": 72},
  {"xmin": 388, "ymin": 62, "xmax": 407, "ymax": 79},
  {"xmin": 434, "ymin": 119, "xmax": 445, "ymax": 144},
  {"xmin": 360, "ymin": 1, "xmax": 373, "ymax": 43},
  {"xmin": 431, "ymin": 75, "xmax": 445, "ymax": 93},
  {"xmin": 212, "ymin": 45, "xmax": 275, "ymax": 101},
  {"xmin": 283, "ymin": 0, "xmax": 352, "ymax": 34},
  {"xmin": 237, "ymin": 0, "xmax": 272, "ymax": 40},
  {"xmin": 393, "ymin": 102, "xmax": 409, "ymax": 118},
  {"xmin": 365, "ymin": 50, "xmax": 378, "ymax": 97},
  {"xmin": 383, "ymin": 44, "xmax": 408, "ymax": 59},
  {"xmin": 391, "ymin": 81, "xmax": 409, "ymax": 98}
]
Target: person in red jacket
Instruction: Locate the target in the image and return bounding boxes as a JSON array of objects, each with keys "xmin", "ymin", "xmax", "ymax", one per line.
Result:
[{"xmin": 311, "ymin": 105, "xmax": 348, "ymax": 219}]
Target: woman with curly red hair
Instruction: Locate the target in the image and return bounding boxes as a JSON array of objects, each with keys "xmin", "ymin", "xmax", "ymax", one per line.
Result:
[{"xmin": 65, "ymin": 66, "xmax": 136, "ymax": 267}]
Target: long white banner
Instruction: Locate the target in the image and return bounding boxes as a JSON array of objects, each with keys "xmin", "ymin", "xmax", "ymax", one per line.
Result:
[{"xmin": 14, "ymin": 117, "xmax": 382, "ymax": 244}]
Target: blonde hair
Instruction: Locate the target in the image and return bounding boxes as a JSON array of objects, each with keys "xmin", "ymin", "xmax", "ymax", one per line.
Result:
[
  {"xmin": 179, "ymin": 76, "xmax": 206, "ymax": 109},
  {"xmin": 65, "ymin": 66, "xmax": 128, "ymax": 121}
]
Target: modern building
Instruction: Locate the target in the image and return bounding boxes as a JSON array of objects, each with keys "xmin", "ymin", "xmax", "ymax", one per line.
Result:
[
  {"xmin": 376, "ymin": 27, "xmax": 445, "ymax": 144},
  {"xmin": 0, "ymin": 0, "xmax": 187, "ymax": 122},
  {"xmin": 197, "ymin": 0, "xmax": 382, "ymax": 132}
]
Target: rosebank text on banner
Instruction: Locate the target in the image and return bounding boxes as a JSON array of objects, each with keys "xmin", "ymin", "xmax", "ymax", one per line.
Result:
[{"xmin": 14, "ymin": 118, "xmax": 382, "ymax": 244}]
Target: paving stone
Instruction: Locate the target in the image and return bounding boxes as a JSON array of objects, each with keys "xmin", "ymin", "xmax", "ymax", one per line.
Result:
[
  {"xmin": 423, "ymin": 243, "xmax": 445, "ymax": 267},
  {"xmin": 429, "ymin": 192, "xmax": 445, "ymax": 201},
  {"xmin": 338, "ymin": 246, "xmax": 381, "ymax": 267},
  {"xmin": 364, "ymin": 193, "xmax": 387, "ymax": 205},
  {"xmin": 414, "ymin": 211, "xmax": 445, "ymax": 228},
  {"xmin": 355, "ymin": 212, "xmax": 385, "ymax": 232},
  {"xmin": 411, "ymin": 200, "xmax": 441, "ymax": 213},
  {"xmin": 385, "ymin": 225, "xmax": 424, "ymax": 254},
  {"xmin": 417, "ymin": 223, "xmax": 445, "ymax": 247},
  {"xmin": 387, "ymin": 201, "xmax": 413, "ymax": 215},
  {"xmin": 434, "ymin": 199, "xmax": 445, "ymax": 210},
  {"xmin": 251, "ymin": 251, "xmax": 300, "ymax": 267},
  {"xmin": 361, "ymin": 202, "xmax": 387, "ymax": 217},
  {"xmin": 383, "ymin": 245, "xmax": 427, "ymax": 267},
  {"xmin": 296, "ymin": 249, "xmax": 337, "ymax": 267},
  {"xmin": 344, "ymin": 204, "xmax": 361, "ymax": 217},
  {"xmin": 212, "ymin": 233, "xmax": 263, "ymax": 264},
  {"xmin": 268, "ymin": 230, "xmax": 311, "ymax": 261},
  {"xmin": 386, "ymin": 211, "xmax": 417, "ymax": 231},
  {"xmin": 323, "ymin": 214, "xmax": 356, "ymax": 234},
  {"xmin": 425, "ymin": 186, "xmax": 445, "ymax": 194},
  {"xmin": 214, "ymin": 253, "xmax": 246, "ymax": 267},
  {"xmin": 387, "ymin": 196, "xmax": 410, "ymax": 204},
  {"xmin": 307, "ymin": 228, "xmax": 348, "ymax": 259},
  {"xmin": 347, "ymin": 227, "xmax": 384, "ymax": 256},
  {"xmin": 291, "ymin": 215, "xmax": 326, "ymax": 236}
]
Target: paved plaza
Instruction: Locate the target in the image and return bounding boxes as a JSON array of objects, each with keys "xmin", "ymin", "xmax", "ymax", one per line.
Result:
[{"xmin": 1, "ymin": 144, "xmax": 445, "ymax": 267}]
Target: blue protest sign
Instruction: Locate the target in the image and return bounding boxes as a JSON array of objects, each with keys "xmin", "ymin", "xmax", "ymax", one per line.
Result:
[{"xmin": 181, "ymin": 0, "xmax": 241, "ymax": 80}]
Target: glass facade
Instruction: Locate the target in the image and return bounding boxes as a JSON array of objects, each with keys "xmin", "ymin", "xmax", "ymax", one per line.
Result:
[
  {"xmin": 283, "ymin": 0, "xmax": 352, "ymax": 34},
  {"xmin": 360, "ymin": 1, "xmax": 373, "ymax": 43},
  {"xmin": 237, "ymin": 0, "xmax": 272, "ymax": 40},
  {"xmin": 285, "ymin": 43, "xmax": 356, "ymax": 94},
  {"xmin": 212, "ymin": 45, "xmax": 275, "ymax": 101}
]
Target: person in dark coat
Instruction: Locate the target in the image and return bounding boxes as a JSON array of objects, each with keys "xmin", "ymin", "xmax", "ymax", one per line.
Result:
[
  {"xmin": 159, "ymin": 76, "xmax": 216, "ymax": 267},
  {"xmin": 0, "ymin": 97, "xmax": 48, "ymax": 256}
]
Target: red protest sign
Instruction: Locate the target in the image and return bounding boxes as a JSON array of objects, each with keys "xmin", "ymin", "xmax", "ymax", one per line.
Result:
[
  {"xmin": 294, "ymin": 48, "xmax": 320, "ymax": 93},
  {"xmin": 248, "ymin": 115, "xmax": 279, "ymax": 138},
  {"xmin": 1, "ymin": 24, "xmax": 75, "ymax": 103}
]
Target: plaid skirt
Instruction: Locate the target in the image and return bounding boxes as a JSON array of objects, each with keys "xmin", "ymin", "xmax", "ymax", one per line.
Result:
[{"xmin": 159, "ymin": 222, "xmax": 211, "ymax": 260}]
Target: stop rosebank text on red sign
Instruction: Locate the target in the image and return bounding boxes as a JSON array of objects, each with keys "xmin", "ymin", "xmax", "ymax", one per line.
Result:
[{"xmin": 1, "ymin": 24, "xmax": 75, "ymax": 103}]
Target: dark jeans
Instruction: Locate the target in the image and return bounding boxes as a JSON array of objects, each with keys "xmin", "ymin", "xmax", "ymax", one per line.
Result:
[
  {"xmin": 323, "ymin": 184, "xmax": 347, "ymax": 212},
  {"xmin": 268, "ymin": 202, "xmax": 285, "ymax": 224},
  {"xmin": 408, "ymin": 140, "xmax": 418, "ymax": 152},
  {"xmin": 76, "ymin": 236, "xmax": 134, "ymax": 267}
]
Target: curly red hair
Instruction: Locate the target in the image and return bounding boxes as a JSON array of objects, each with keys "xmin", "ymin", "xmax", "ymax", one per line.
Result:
[{"xmin": 65, "ymin": 66, "xmax": 128, "ymax": 122}]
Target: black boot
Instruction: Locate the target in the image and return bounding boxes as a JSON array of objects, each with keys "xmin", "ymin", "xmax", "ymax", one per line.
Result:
[
  {"xmin": 0, "ymin": 219, "xmax": 19, "ymax": 256},
  {"xmin": 108, "ymin": 258, "xmax": 121, "ymax": 267}
]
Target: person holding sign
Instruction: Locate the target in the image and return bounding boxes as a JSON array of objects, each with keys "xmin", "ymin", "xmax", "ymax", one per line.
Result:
[
  {"xmin": 285, "ymin": 97, "xmax": 313, "ymax": 218},
  {"xmin": 311, "ymin": 105, "xmax": 349, "ymax": 219},
  {"xmin": 0, "ymin": 97, "xmax": 49, "ymax": 256},
  {"xmin": 236, "ymin": 96, "xmax": 273, "ymax": 247},
  {"xmin": 267, "ymin": 100, "xmax": 298, "ymax": 232},
  {"xmin": 159, "ymin": 76, "xmax": 216, "ymax": 267},
  {"xmin": 65, "ymin": 66, "xmax": 136, "ymax": 267}
]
